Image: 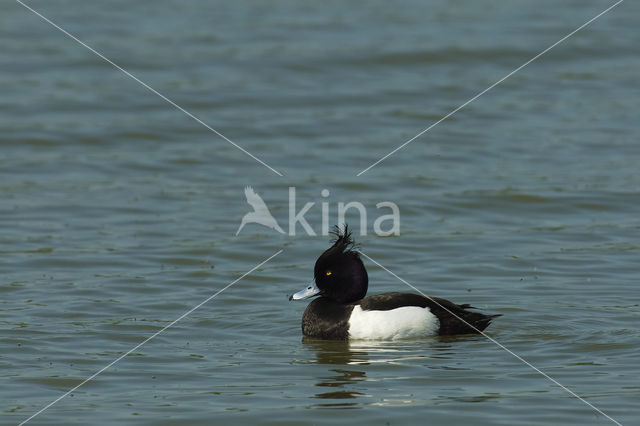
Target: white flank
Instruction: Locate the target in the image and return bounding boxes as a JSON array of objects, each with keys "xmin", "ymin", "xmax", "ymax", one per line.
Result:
[{"xmin": 348, "ymin": 305, "xmax": 440, "ymax": 340}]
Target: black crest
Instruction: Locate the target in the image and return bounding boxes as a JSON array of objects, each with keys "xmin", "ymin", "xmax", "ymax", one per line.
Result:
[{"xmin": 329, "ymin": 224, "xmax": 359, "ymax": 255}]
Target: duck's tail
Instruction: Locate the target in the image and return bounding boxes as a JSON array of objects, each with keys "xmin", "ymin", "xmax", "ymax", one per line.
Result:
[
  {"xmin": 474, "ymin": 313, "xmax": 502, "ymax": 333},
  {"xmin": 439, "ymin": 309, "xmax": 502, "ymax": 335}
]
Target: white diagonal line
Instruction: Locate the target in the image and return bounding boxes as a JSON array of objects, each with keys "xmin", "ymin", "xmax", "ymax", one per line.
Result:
[
  {"xmin": 358, "ymin": 250, "xmax": 622, "ymax": 426},
  {"xmin": 357, "ymin": 0, "xmax": 624, "ymax": 176},
  {"xmin": 14, "ymin": 0, "xmax": 284, "ymax": 177},
  {"xmin": 18, "ymin": 249, "xmax": 283, "ymax": 426}
]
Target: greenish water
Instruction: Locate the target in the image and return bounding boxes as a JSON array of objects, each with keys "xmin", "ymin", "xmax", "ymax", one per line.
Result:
[{"xmin": 2, "ymin": 1, "xmax": 639, "ymax": 425}]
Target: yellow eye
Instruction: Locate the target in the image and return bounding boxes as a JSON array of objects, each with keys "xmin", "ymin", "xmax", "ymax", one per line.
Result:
[{"xmin": 325, "ymin": 271, "xmax": 332, "ymax": 276}]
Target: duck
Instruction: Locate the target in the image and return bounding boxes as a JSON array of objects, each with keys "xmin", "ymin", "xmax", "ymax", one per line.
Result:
[{"xmin": 289, "ymin": 226, "xmax": 501, "ymax": 340}]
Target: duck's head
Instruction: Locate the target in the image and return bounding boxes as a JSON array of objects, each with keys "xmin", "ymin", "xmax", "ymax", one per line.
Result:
[{"xmin": 290, "ymin": 225, "xmax": 368, "ymax": 304}]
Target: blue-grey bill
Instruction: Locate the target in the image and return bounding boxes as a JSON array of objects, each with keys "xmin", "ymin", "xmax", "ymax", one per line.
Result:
[{"xmin": 289, "ymin": 281, "xmax": 321, "ymax": 301}]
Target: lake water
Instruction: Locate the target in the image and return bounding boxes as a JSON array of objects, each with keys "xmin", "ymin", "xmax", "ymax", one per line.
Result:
[{"xmin": 2, "ymin": 0, "xmax": 639, "ymax": 425}]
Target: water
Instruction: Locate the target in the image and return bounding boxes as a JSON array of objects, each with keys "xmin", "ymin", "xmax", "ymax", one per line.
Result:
[{"xmin": 2, "ymin": 0, "xmax": 639, "ymax": 424}]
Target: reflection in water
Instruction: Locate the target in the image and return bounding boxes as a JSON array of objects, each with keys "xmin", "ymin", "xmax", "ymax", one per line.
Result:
[
  {"xmin": 302, "ymin": 337, "xmax": 455, "ymax": 408},
  {"xmin": 302, "ymin": 336, "xmax": 461, "ymax": 365},
  {"xmin": 302, "ymin": 338, "xmax": 369, "ymax": 365},
  {"xmin": 302, "ymin": 339, "xmax": 369, "ymax": 407}
]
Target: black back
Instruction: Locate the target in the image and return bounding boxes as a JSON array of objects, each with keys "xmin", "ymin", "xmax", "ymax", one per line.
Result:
[{"xmin": 360, "ymin": 292, "xmax": 501, "ymax": 335}]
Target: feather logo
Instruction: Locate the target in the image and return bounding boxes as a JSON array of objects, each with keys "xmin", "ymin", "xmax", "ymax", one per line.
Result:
[{"xmin": 236, "ymin": 186, "xmax": 285, "ymax": 235}]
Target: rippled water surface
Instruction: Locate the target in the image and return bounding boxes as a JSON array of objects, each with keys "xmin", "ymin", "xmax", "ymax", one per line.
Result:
[{"xmin": 2, "ymin": 1, "xmax": 639, "ymax": 425}]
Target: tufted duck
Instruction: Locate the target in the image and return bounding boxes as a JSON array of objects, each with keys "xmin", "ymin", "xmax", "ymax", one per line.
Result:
[{"xmin": 290, "ymin": 226, "xmax": 501, "ymax": 340}]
